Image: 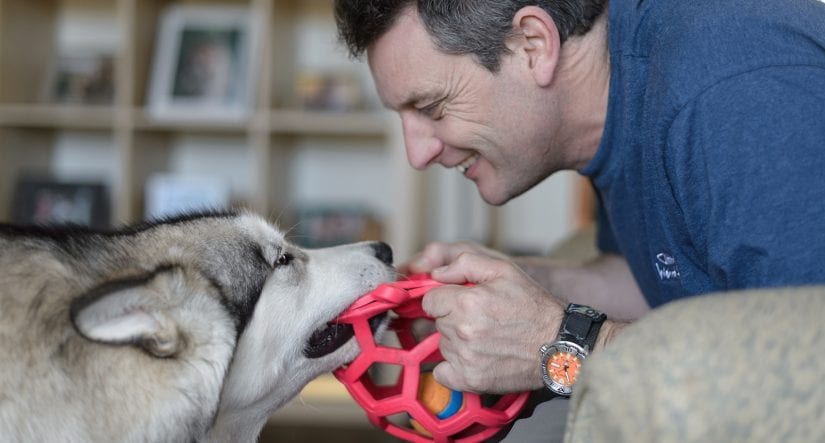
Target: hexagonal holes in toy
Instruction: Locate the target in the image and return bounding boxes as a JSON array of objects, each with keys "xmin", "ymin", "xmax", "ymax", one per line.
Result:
[{"xmin": 365, "ymin": 361, "xmax": 405, "ymax": 400}]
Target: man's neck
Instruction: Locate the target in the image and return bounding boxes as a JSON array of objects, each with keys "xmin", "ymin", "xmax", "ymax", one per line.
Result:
[{"xmin": 553, "ymin": 13, "xmax": 611, "ymax": 170}]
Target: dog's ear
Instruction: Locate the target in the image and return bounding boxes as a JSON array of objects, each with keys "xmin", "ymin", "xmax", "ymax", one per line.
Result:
[{"xmin": 71, "ymin": 266, "xmax": 188, "ymax": 358}]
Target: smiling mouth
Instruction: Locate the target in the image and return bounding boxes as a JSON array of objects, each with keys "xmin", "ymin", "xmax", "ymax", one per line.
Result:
[
  {"xmin": 303, "ymin": 313, "xmax": 387, "ymax": 359},
  {"xmin": 456, "ymin": 153, "xmax": 479, "ymax": 175}
]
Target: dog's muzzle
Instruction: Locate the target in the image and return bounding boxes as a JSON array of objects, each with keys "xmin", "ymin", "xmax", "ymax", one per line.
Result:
[{"xmin": 303, "ymin": 313, "xmax": 387, "ymax": 359}]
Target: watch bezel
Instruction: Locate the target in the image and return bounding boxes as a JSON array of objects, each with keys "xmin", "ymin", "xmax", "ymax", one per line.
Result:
[{"xmin": 539, "ymin": 340, "xmax": 588, "ymax": 396}]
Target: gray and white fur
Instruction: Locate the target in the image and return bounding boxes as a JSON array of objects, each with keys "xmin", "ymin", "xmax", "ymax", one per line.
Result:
[{"xmin": 0, "ymin": 210, "xmax": 394, "ymax": 442}]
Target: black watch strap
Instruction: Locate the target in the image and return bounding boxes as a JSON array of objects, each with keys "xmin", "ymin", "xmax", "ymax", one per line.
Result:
[{"xmin": 557, "ymin": 303, "xmax": 606, "ymax": 351}]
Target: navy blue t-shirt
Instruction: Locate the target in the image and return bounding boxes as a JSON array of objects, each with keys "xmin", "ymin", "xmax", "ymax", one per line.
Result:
[{"xmin": 581, "ymin": 0, "xmax": 825, "ymax": 307}]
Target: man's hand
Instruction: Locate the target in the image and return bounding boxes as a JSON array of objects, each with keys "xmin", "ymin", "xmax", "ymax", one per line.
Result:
[
  {"xmin": 399, "ymin": 241, "xmax": 509, "ymax": 275},
  {"xmin": 418, "ymin": 250, "xmax": 566, "ymax": 394}
]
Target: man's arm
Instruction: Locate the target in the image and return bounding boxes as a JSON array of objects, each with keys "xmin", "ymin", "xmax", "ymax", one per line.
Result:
[
  {"xmin": 515, "ymin": 253, "xmax": 649, "ymax": 321},
  {"xmin": 403, "ymin": 240, "xmax": 648, "ymax": 320}
]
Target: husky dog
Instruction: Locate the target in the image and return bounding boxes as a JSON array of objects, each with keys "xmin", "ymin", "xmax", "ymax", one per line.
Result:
[{"xmin": 0, "ymin": 210, "xmax": 395, "ymax": 442}]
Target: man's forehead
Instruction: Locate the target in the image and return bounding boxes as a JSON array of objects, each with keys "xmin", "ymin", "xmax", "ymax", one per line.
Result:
[{"xmin": 366, "ymin": 8, "xmax": 448, "ymax": 110}]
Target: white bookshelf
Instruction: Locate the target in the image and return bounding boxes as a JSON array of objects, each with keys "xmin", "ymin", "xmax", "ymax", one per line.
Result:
[{"xmin": 0, "ymin": 0, "xmax": 423, "ymax": 261}]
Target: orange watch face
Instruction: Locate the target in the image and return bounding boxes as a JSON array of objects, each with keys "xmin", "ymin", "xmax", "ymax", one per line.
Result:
[
  {"xmin": 540, "ymin": 341, "xmax": 587, "ymax": 396},
  {"xmin": 546, "ymin": 351, "xmax": 581, "ymax": 387}
]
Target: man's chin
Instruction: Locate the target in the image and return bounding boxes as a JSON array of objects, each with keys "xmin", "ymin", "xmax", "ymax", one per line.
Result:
[
  {"xmin": 477, "ymin": 184, "xmax": 514, "ymax": 207},
  {"xmin": 478, "ymin": 173, "xmax": 548, "ymax": 206},
  {"xmin": 479, "ymin": 194, "xmax": 510, "ymax": 207}
]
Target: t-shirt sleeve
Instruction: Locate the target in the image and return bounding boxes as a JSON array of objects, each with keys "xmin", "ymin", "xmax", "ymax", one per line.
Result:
[{"xmin": 665, "ymin": 65, "xmax": 825, "ymax": 290}]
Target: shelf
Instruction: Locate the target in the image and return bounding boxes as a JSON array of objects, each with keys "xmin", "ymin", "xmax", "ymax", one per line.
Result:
[
  {"xmin": 132, "ymin": 109, "xmax": 253, "ymax": 133},
  {"xmin": 269, "ymin": 109, "xmax": 390, "ymax": 137},
  {"xmin": 134, "ymin": 108, "xmax": 392, "ymax": 136},
  {"xmin": 0, "ymin": 104, "xmax": 115, "ymax": 130},
  {"xmin": 0, "ymin": 104, "xmax": 391, "ymax": 137}
]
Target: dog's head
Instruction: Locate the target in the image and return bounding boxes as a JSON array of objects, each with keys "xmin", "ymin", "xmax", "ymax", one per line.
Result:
[
  {"xmin": 68, "ymin": 210, "xmax": 395, "ymax": 438},
  {"xmin": 216, "ymin": 221, "xmax": 397, "ymax": 425}
]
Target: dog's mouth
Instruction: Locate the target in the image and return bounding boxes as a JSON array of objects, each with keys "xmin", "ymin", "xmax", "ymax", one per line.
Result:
[{"xmin": 303, "ymin": 313, "xmax": 387, "ymax": 359}]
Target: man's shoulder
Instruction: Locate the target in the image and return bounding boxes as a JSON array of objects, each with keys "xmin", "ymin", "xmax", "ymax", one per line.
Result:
[
  {"xmin": 610, "ymin": 0, "xmax": 825, "ymax": 123},
  {"xmin": 612, "ymin": 0, "xmax": 825, "ymax": 63}
]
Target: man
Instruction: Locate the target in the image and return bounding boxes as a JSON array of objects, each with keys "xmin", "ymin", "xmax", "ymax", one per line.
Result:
[{"xmin": 334, "ymin": 0, "xmax": 825, "ymax": 438}]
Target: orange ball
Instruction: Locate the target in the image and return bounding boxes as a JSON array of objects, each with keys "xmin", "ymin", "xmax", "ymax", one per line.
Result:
[{"xmin": 410, "ymin": 372, "xmax": 464, "ymax": 436}]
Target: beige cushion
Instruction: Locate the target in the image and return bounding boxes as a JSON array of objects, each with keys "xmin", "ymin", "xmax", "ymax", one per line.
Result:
[{"xmin": 564, "ymin": 286, "xmax": 825, "ymax": 443}]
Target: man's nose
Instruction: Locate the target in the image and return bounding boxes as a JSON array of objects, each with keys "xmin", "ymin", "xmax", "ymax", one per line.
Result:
[{"xmin": 400, "ymin": 111, "xmax": 442, "ymax": 170}]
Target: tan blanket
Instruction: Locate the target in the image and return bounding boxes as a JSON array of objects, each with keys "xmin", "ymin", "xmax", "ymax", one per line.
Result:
[{"xmin": 565, "ymin": 286, "xmax": 825, "ymax": 443}]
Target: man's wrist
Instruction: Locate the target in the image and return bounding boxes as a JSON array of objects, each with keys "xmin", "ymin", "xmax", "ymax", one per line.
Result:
[
  {"xmin": 592, "ymin": 319, "xmax": 627, "ymax": 353},
  {"xmin": 539, "ymin": 303, "xmax": 607, "ymax": 396}
]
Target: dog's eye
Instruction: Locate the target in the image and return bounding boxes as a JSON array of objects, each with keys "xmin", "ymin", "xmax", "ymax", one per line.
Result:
[{"xmin": 275, "ymin": 252, "xmax": 293, "ymax": 267}]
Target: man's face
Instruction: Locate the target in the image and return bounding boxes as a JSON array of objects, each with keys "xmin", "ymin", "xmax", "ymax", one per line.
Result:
[{"xmin": 367, "ymin": 8, "xmax": 563, "ymax": 206}]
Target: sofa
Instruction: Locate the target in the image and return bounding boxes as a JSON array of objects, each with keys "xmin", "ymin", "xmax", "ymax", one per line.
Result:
[{"xmin": 564, "ymin": 285, "xmax": 825, "ymax": 442}]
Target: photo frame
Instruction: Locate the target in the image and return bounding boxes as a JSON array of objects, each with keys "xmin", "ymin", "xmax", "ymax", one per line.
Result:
[
  {"xmin": 146, "ymin": 5, "xmax": 259, "ymax": 122},
  {"xmin": 45, "ymin": 51, "xmax": 115, "ymax": 105},
  {"xmin": 11, "ymin": 176, "xmax": 110, "ymax": 229},
  {"xmin": 293, "ymin": 205, "xmax": 384, "ymax": 248},
  {"xmin": 293, "ymin": 70, "xmax": 365, "ymax": 111}
]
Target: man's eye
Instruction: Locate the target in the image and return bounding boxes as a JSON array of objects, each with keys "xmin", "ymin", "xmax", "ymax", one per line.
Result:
[
  {"xmin": 417, "ymin": 102, "xmax": 440, "ymax": 117},
  {"xmin": 275, "ymin": 253, "xmax": 293, "ymax": 267}
]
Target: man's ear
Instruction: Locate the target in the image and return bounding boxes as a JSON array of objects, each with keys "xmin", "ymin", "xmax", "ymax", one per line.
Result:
[
  {"xmin": 71, "ymin": 266, "xmax": 186, "ymax": 358},
  {"xmin": 508, "ymin": 6, "xmax": 561, "ymax": 87}
]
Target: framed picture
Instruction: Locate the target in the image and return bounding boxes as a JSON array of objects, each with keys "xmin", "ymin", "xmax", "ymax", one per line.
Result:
[
  {"xmin": 46, "ymin": 51, "xmax": 115, "ymax": 105},
  {"xmin": 293, "ymin": 205, "xmax": 383, "ymax": 248},
  {"xmin": 146, "ymin": 5, "xmax": 259, "ymax": 122},
  {"xmin": 11, "ymin": 176, "xmax": 110, "ymax": 229},
  {"xmin": 293, "ymin": 70, "xmax": 365, "ymax": 111}
]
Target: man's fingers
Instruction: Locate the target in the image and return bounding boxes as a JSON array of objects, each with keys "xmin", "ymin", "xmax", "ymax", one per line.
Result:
[
  {"xmin": 400, "ymin": 242, "xmax": 453, "ymax": 274},
  {"xmin": 423, "ymin": 252, "xmax": 516, "ymax": 320},
  {"xmin": 401, "ymin": 241, "xmax": 497, "ymax": 275},
  {"xmin": 421, "ymin": 286, "xmax": 454, "ymax": 318},
  {"xmin": 431, "ymin": 252, "xmax": 508, "ymax": 285},
  {"xmin": 432, "ymin": 360, "xmax": 464, "ymax": 392}
]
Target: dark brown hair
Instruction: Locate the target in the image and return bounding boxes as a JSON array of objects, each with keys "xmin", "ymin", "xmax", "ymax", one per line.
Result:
[{"xmin": 335, "ymin": 0, "xmax": 608, "ymax": 71}]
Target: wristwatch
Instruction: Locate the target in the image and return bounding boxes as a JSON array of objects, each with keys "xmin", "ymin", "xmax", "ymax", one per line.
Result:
[{"xmin": 539, "ymin": 303, "xmax": 606, "ymax": 396}]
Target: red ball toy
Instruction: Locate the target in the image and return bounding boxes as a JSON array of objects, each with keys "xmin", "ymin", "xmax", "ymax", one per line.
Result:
[{"xmin": 333, "ymin": 274, "xmax": 530, "ymax": 443}]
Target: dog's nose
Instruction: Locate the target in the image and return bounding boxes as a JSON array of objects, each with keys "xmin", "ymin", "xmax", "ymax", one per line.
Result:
[{"xmin": 371, "ymin": 242, "xmax": 393, "ymax": 266}]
